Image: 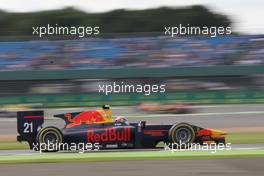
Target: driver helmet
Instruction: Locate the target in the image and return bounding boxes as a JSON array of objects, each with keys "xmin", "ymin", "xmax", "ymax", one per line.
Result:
[
  {"xmin": 102, "ymin": 104, "xmax": 112, "ymax": 119},
  {"xmin": 102, "ymin": 104, "xmax": 110, "ymax": 109},
  {"xmin": 115, "ymin": 116, "xmax": 129, "ymax": 125}
]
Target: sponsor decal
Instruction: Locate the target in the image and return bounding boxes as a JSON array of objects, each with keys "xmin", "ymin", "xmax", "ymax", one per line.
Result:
[
  {"xmin": 143, "ymin": 130, "xmax": 168, "ymax": 136},
  {"xmin": 87, "ymin": 127, "xmax": 131, "ymax": 142},
  {"xmin": 23, "ymin": 115, "xmax": 43, "ymax": 119}
]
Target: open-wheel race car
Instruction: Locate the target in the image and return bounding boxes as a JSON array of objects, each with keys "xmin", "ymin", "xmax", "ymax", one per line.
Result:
[{"xmin": 17, "ymin": 110, "xmax": 227, "ymax": 152}]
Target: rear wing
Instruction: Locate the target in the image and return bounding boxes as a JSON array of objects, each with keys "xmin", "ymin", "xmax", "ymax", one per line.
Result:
[{"xmin": 17, "ymin": 111, "xmax": 44, "ymax": 149}]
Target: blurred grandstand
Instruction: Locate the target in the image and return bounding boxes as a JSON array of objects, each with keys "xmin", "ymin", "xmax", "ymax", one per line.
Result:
[
  {"xmin": 0, "ymin": 35, "xmax": 263, "ymax": 71},
  {"xmin": 0, "ymin": 6, "xmax": 263, "ymax": 107}
]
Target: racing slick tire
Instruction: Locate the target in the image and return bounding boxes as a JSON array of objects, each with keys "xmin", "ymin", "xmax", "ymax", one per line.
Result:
[
  {"xmin": 168, "ymin": 123, "xmax": 195, "ymax": 149},
  {"xmin": 36, "ymin": 126, "xmax": 63, "ymax": 152},
  {"xmin": 215, "ymin": 138, "xmax": 226, "ymax": 145}
]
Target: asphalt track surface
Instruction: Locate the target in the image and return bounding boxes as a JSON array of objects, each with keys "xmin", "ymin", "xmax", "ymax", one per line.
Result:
[
  {"xmin": 1, "ymin": 158, "xmax": 264, "ymax": 176},
  {"xmin": 0, "ymin": 104, "xmax": 264, "ymax": 135}
]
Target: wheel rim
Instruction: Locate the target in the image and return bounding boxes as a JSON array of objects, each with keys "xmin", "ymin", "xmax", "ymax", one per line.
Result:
[
  {"xmin": 43, "ymin": 132, "xmax": 58, "ymax": 144},
  {"xmin": 176, "ymin": 128, "xmax": 192, "ymax": 144}
]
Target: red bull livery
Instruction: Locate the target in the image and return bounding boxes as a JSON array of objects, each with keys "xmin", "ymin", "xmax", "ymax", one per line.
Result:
[{"xmin": 16, "ymin": 109, "xmax": 227, "ymax": 151}]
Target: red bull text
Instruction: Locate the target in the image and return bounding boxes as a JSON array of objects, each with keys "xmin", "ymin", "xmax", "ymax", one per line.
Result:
[{"xmin": 87, "ymin": 127, "xmax": 131, "ymax": 142}]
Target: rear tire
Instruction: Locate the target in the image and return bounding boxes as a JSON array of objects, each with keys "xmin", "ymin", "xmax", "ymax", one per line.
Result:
[
  {"xmin": 36, "ymin": 126, "xmax": 63, "ymax": 152},
  {"xmin": 169, "ymin": 123, "xmax": 195, "ymax": 148}
]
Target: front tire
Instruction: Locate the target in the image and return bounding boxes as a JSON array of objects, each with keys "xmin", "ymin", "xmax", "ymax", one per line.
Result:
[
  {"xmin": 215, "ymin": 138, "xmax": 226, "ymax": 145},
  {"xmin": 36, "ymin": 126, "xmax": 63, "ymax": 152},
  {"xmin": 169, "ymin": 123, "xmax": 195, "ymax": 148}
]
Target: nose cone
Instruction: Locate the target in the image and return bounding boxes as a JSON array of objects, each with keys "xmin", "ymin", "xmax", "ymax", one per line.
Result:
[
  {"xmin": 210, "ymin": 129, "xmax": 227, "ymax": 136},
  {"xmin": 198, "ymin": 128, "xmax": 227, "ymax": 137}
]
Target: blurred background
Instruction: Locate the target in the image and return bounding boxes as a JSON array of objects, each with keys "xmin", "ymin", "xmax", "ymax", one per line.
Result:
[{"xmin": 0, "ymin": 3, "xmax": 263, "ymax": 108}]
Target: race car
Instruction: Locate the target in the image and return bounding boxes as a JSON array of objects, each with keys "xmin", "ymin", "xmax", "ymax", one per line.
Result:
[
  {"xmin": 17, "ymin": 110, "xmax": 227, "ymax": 151},
  {"xmin": 137, "ymin": 102, "xmax": 193, "ymax": 114}
]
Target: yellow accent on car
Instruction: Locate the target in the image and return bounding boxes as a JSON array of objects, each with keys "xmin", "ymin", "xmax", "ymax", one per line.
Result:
[{"xmin": 210, "ymin": 129, "xmax": 227, "ymax": 137}]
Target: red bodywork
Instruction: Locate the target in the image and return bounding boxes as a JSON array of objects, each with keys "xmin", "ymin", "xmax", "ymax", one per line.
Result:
[{"xmin": 196, "ymin": 128, "xmax": 227, "ymax": 143}]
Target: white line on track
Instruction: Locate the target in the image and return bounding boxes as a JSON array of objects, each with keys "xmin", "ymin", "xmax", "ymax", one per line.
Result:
[
  {"xmin": 234, "ymin": 147, "xmax": 264, "ymax": 150},
  {"xmin": 2, "ymin": 147, "xmax": 264, "ymax": 156}
]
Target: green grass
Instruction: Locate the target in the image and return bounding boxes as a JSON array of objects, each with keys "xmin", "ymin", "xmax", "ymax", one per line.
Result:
[
  {"xmin": 227, "ymin": 132, "xmax": 264, "ymax": 144},
  {"xmin": 0, "ymin": 148, "xmax": 264, "ymax": 164},
  {"xmin": 0, "ymin": 141, "xmax": 28, "ymax": 150}
]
